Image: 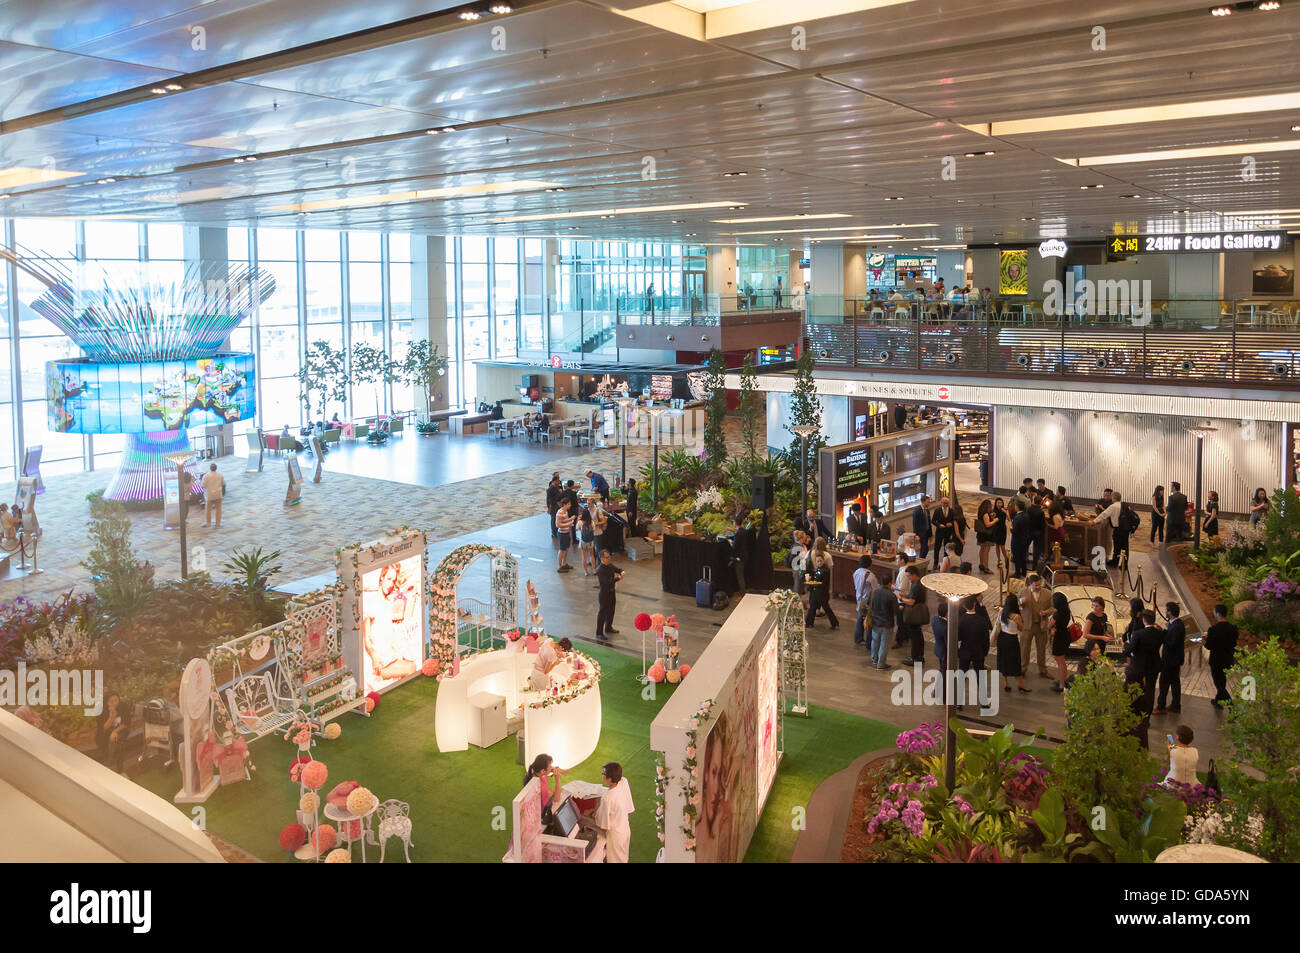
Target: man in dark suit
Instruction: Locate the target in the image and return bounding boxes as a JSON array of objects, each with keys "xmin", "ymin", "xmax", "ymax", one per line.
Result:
[
  {"xmin": 799, "ymin": 507, "xmax": 832, "ymax": 542},
  {"xmin": 1024, "ymin": 493, "xmax": 1046, "ymax": 568},
  {"xmin": 930, "ymin": 498, "xmax": 955, "ymax": 569},
  {"xmin": 912, "ymin": 495, "xmax": 933, "ymax": 561},
  {"xmin": 1155, "ymin": 601, "xmax": 1186, "ymax": 714},
  {"xmin": 1009, "ymin": 501, "xmax": 1031, "ymax": 577},
  {"xmin": 546, "ymin": 473, "xmax": 562, "ymax": 538},
  {"xmin": 1166, "ymin": 482, "xmax": 1189, "ymax": 542},
  {"xmin": 956, "ymin": 596, "xmax": 992, "ymax": 707},
  {"xmin": 1204, "ymin": 603, "xmax": 1238, "ymax": 708},
  {"xmin": 624, "ymin": 478, "xmax": 639, "ymax": 537},
  {"xmin": 844, "ymin": 503, "xmax": 867, "ymax": 546},
  {"xmin": 1123, "ymin": 609, "xmax": 1164, "ymax": 711}
]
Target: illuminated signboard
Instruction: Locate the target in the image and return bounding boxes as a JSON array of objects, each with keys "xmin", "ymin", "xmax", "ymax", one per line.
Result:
[{"xmin": 1108, "ymin": 232, "xmax": 1285, "ymax": 256}]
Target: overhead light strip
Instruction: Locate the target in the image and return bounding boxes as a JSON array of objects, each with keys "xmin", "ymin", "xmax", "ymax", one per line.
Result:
[
  {"xmin": 1067, "ymin": 139, "xmax": 1300, "ymax": 166},
  {"xmin": 971, "ymin": 91, "xmax": 1300, "ymax": 137},
  {"xmin": 709, "ymin": 213, "xmax": 852, "ymax": 223},
  {"xmin": 486, "ymin": 201, "xmax": 743, "ymax": 223},
  {"xmin": 727, "ymin": 223, "xmax": 936, "ymax": 235},
  {"xmin": 271, "ymin": 179, "xmax": 563, "ymax": 212}
]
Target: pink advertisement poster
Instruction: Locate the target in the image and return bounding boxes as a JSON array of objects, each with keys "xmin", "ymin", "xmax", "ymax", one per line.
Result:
[
  {"xmin": 360, "ymin": 553, "xmax": 424, "ymax": 695},
  {"xmin": 755, "ymin": 631, "xmax": 780, "ymax": 810},
  {"xmin": 695, "ymin": 644, "xmax": 759, "ymax": 863}
]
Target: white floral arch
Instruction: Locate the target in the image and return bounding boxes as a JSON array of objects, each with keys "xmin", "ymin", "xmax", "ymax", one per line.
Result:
[{"xmin": 426, "ymin": 544, "xmax": 519, "ymax": 675}]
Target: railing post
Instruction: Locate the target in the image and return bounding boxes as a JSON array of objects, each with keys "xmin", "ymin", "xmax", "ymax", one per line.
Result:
[
  {"xmin": 914, "ymin": 306, "xmax": 921, "ymax": 371},
  {"xmin": 985, "ymin": 306, "xmax": 993, "ymax": 375},
  {"xmin": 1230, "ymin": 301, "xmax": 1237, "ymax": 381},
  {"xmin": 1060, "ymin": 312, "xmax": 1066, "ymax": 376}
]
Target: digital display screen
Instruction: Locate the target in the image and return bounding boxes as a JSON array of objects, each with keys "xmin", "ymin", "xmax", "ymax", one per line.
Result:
[
  {"xmin": 897, "ymin": 439, "xmax": 934, "ymax": 473},
  {"xmin": 47, "ymin": 354, "xmax": 256, "ymax": 434},
  {"xmin": 359, "ymin": 553, "xmax": 424, "ymax": 695},
  {"xmin": 833, "ymin": 446, "xmax": 872, "ymax": 535},
  {"xmin": 854, "ymin": 414, "xmax": 867, "ymax": 440},
  {"xmin": 288, "ymin": 457, "xmax": 302, "ymax": 484}
]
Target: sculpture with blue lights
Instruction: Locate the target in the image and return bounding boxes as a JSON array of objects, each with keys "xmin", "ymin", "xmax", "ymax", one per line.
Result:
[{"xmin": 1, "ymin": 244, "xmax": 274, "ymax": 506}]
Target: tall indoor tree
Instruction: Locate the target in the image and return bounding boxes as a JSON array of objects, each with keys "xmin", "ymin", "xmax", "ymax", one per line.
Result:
[
  {"xmin": 350, "ymin": 342, "xmax": 394, "ymax": 419},
  {"xmin": 297, "ymin": 339, "xmax": 348, "ymax": 422},
  {"xmin": 787, "ymin": 345, "xmax": 824, "ymax": 488},
  {"xmin": 399, "ymin": 339, "xmax": 450, "ymax": 413},
  {"xmin": 701, "ymin": 348, "xmax": 729, "ymax": 468},
  {"xmin": 738, "ymin": 350, "xmax": 760, "ymax": 465}
]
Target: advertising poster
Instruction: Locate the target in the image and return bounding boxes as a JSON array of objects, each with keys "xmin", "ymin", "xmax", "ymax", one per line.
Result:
[
  {"xmin": 1252, "ymin": 249, "xmax": 1295, "ymax": 295},
  {"xmin": 696, "ymin": 646, "xmax": 759, "ymax": 864},
  {"xmin": 359, "ymin": 553, "xmax": 424, "ymax": 695},
  {"xmin": 1000, "ymin": 249, "xmax": 1029, "ymax": 295},
  {"xmin": 832, "ymin": 445, "xmax": 872, "ymax": 535},
  {"xmin": 755, "ymin": 631, "xmax": 780, "ymax": 811}
]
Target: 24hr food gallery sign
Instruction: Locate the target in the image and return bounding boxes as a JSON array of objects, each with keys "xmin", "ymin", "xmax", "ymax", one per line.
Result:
[{"xmin": 1108, "ymin": 231, "xmax": 1285, "ymax": 255}]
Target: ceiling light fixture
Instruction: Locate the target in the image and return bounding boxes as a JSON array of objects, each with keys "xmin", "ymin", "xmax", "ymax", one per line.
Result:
[
  {"xmin": 1291, "ymin": 123, "xmax": 1300, "ymax": 131},
  {"xmin": 1080, "ymin": 183, "xmax": 1104, "ymax": 189},
  {"xmin": 963, "ymin": 151, "xmax": 995, "ymax": 157},
  {"xmin": 272, "ymin": 179, "xmax": 563, "ymax": 212},
  {"xmin": 150, "ymin": 87, "xmax": 167, "ymax": 95},
  {"xmin": 486, "ymin": 200, "xmax": 743, "ymax": 223},
  {"xmin": 0, "ymin": 194, "xmax": 9, "ymax": 200},
  {"xmin": 1259, "ymin": 1, "xmax": 1280, "ymax": 10},
  {"xmin": 969, "ymin": 91, "xmax": 1300, "ymax": 137},
  {"xmin": 885, "ymin": 196, "xmax": 904, "ymax": 201},
  {"xmin": 722, "ymin": 171, "xmax": 748, "ymax": 177},
  {"xmin": 441, "ymin": 126, "xmax": 456, "ymax": 133},
  {"xmin": 489, "ymin": 3, "xmax": 513, "ymax": 12},
  {"xmin": 1021, "ymin": 216, "xmax": 1037, "ymax": 221},
  {"xmin": 1122, "ymin": 193, "xmax": 1141, "ymax": 198},
  {"xmin": 710, "ymin": 213, "xmax": 850, "ymax": 223},
  {"xmin": 424, "ymin": 129, "xmax": 439, "ymax": 135},
  {"xmin": 164, "ymin": 83, "xmax": 183, "ymax": 91},
  {"xmin": 727, "ymin": 223, "xmax": 935, "ymax": 235},
  {"xmin": 1209, "ymin": 4, "xmax": 1232, "ymax": 12},
  {"xmin": 459, "ymin": 10, "xmax": 481, "ymax": 20},
  {"xmin": 1070, "ymin": 139, "xmax": 1300, "ymax": 166}
]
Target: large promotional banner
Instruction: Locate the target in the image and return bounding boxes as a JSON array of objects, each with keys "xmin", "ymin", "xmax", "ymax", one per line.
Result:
[
  {"xmin": 695, "ymin": 627, "xmax": 781, "ymax": 863},
  {"xmin": 999, "ymin": 249, "xmax": 1029, "ymax": 295},
  {"xmin": 359, "ymin": 553, "xmax": 423, "ymax": 695}
]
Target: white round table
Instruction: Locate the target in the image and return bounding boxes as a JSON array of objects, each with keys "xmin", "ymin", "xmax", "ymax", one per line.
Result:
[{"xmin": 324, "ymin": 801, "xmax": 378, "ymax": 863}]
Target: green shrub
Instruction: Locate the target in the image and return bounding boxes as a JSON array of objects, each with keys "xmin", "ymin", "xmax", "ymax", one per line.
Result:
[{"xmin": 82, "ymin": 491, "xmax": 154, "ymax": 623}]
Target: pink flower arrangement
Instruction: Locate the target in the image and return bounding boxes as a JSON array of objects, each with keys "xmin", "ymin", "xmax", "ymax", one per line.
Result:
[
  {"xmin": 648, "ymin": 663, "xmax": 665, "ymax": 683},
  {"xmin": 650, "ymin": 613, "xmax": 666, "ymax": 631},
  {"xmin": 310, "ymin": 824, "xmax": 338, "ymax": 852},
  {"xmin": 421, "ymin": 658, "xmax": 440, "ymax": 677},
  {"xmin": 895, "ymin": 722, "xmax": 945, "ymax": 754},
  {"xmin": 634, "ymin": 613, "xmax": 653, "ymax": 631},
  {"xmin": 279, "ymin": 823, "xmax": 307, "ymax": 852},
  {"xmin": 301, "ymin": 760, "xmax": 329, "ymax": 790},
  {"xmin": 292, "ymin": 727, "xmax": 312, "ymax": 746}
]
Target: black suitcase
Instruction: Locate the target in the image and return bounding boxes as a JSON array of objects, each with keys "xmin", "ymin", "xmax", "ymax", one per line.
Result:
[{"xmin": 695, "ymin": 566, "xmax": 714, "ymax": 608}]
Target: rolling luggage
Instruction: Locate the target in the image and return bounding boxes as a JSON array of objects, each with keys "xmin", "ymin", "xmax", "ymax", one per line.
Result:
[{"xmin": 696, "ymin": 565, "xmax": 714, "ymax": 608}]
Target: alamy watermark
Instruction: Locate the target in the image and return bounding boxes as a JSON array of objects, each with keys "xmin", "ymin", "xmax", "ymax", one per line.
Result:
[
  {"xmin": 890, "ymin": 663, "xmax": 1000, "ymax": 716},
  {"xmin": 1042, "ymin": 274, "xmax": 1152, "ymax": 326},
  {"xmin": 0, "ymin": 663, "xmax": 104, "ymax": 716}
]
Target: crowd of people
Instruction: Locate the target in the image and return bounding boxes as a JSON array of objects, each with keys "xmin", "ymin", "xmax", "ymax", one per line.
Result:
[{"xmin": 544, "ymin": 469, "xmax": 638, "ymax": 642}]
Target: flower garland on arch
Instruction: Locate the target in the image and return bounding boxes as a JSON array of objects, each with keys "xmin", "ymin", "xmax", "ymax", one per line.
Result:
[
  {"xmin": 654, "ymin": 751, "xmax": 669, "ymax": 846},
  {"xmin": 335, "ymin": 527, "xmax": 428, "ymax": 628},
  {"xmin": 766, "ymin": 589, "xmax": 807, "ymax": 714},
  {"xmin": 680, "ymin": 698, "xmax": 715, "ymax": 854},
  {"xmin": 426, "ymin": 543, "xmax": 508, "ymax": 676},
  {"xmin": 526, "ymin": 651, "xmax": 601, "ymax": 709}
]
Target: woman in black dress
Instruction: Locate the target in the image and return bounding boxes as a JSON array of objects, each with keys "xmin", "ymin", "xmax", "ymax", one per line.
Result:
[
  {"xmin": 975, "ymin": 499, "xmax": 995, "ymax": 573},
  {"xmin": 1050, "ymin": 590, "xmax": 1072, "ymax": 693},
  {"xmin": 992, "ymin": 498, "xmax": 1009, "ymax": 571},
  {"xmin": 996, "ymin": 593, "xmax": 1030, "ymax": 693},
  {"xmin": 1084, "ymin": 596, "xmax": 1111, "ymax": 656},
  {"xmin": 1203, "ymin": 490, "xmax": 1220, "ymax": 537},
  {"xmin": 1150, "ymin": 485, "xmax": 1166, "ymax": 544}
]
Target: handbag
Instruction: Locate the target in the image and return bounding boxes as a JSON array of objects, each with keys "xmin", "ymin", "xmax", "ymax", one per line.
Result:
[
  {"xmin": 1206, "ymin": 758, "xmax": 1220, "ymax": 795},
  {"xmin": 904, "ymin": 600, "xmax": 929, "ymax": 627}
]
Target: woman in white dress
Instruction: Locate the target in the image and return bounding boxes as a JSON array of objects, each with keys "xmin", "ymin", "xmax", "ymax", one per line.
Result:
[{"xmin": 599, "ymin": 762, "xmax": 634, "ymax": 863}]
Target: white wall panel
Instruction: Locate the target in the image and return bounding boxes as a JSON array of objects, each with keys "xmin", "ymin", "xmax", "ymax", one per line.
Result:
[{"xmin": 993, "ymin": 406, "xmax": 1281, "ymax": 515}]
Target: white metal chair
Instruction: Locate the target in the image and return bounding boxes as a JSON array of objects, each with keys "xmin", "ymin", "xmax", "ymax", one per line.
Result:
[{"xmin": 376, "ymin": 799, "xmax": 414, "ymax": 862}]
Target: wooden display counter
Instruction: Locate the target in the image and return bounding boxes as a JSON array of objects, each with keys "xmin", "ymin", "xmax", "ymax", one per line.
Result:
[
  {"xmin": 1060, "ymin": 518, "xmax": 1109, "ymax": 564},
  {"xmin": 827, "ymin": 549, "xmax": 930, "ymax": 601}
]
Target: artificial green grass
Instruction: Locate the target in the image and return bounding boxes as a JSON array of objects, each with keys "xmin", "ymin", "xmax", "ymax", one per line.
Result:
[
  {"xmin": 134, "ymin": 645, "xmax": 900, "ymax": 863},
  {"xmin": 744, "ymin": 706, "xmax": 902, "ymax": 862}
]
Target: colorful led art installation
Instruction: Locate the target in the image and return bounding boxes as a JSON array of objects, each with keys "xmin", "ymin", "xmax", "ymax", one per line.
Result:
[{"xmin": 0, "ymin": 244, "xmax": 274, "ymax": 506}]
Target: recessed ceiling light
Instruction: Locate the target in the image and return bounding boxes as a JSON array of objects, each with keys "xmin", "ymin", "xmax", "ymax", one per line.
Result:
[
  {"xmin": 1021, "ymin": 216, "xmax": 1037, "ymax": 221},
  {"xmin": 441, "ymin": 126, "xmax": 456, "ymax": 133},
  {"xmin": 963, "ymin": 151, "xmax": 995, "ymax": 157},
  {"xmin": 710, "ymin": 213, "xmax": 849, "ymax": 224},
  {"xmin": 1259, "ymin": 1, "xmax": 1280, "ymax": 11},
  {"xmin": 1122, "ymin": 193, "xmax": 1141, "ymax": 198},
  {"xmin": 487, "ymin": 200, "xmax": 743, "ymax": 224},
  {"xmin": 424, "ymin": 129, "xmax": 439, "ymax": 135},
  {"xmin": 885, "ymin": 196, "xmax": 904, "ymax": 201},
  {"xmin": 685, "ymin": 232, "xmax": 697, "ymax": 236},
  {"xmin": 1291, "ymin": 124, "xmax": 1300, "ymax": 132},
  {"xmin": 164, "ymin": 83, "xmax": 183, "ymax": 91},
  {"xmin": 671, "ymin": 220, "xmax": 682, "ymax": 224},
  {"xmin": 150, "ymin": 87, "xmax": 167, "ymax": 95},
  {"xmin": 544, "ymin": 187, "xmax": 565, "ymax": 192},
  {"xmin": 1080, "ymin": 184, "xmax": 1104, "ymax": 189},
  {"xmin": 722, "ymin": 171, "xmax": 747, "ymax": 177},
  {"xmin": 233, "ymin": 157, "xmax": 245, "ymax": 163},
  {"xmin": 1071, "ymin": 139, "xmax": 1300, "ymax": 166},
  {"xmin": 272, "ymin": 179, "xmax": 562, "ymax": 212},
  {"xmin": 0, "ymin": 193, "xmax": 9, "ymax": 200},
  {"xmin": 489, "ymin": 3, "xmax": 512, "ymax": 12},
  {"xmin": 1210, "ymin": 4, "xmax": 1232, "ymax": 13},
  {"xmin": 96, "ymin": 177, "xmax": 116, "ymax": 184},
  {"xmin": 459, "ymin": 10, "xmax": 481, "ymax": 20},
  {"xmin": 969, "ymin": 92, "xmax": 1300, "ymax": 137}
]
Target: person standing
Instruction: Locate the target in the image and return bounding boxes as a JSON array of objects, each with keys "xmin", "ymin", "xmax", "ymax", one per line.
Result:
[
  {"xmin": 996, "ymin": 593, "xmax": 1030, "ymax": 694},
  {"xmin": 1155, "ymin": 601, "xmax": 1185, "ymax": 714},
  {"xmin": 1205, "ymin": 604, "xmax": 1238, "ymax": 709},
  {"xmin": 625, "ymin": 478, "xmax": 639, "ymax": 538},
  {"xmin": 851, "ymin": 555, "xmax": 878, "ymax": 646},
  {"xmin": 1049, "ymin": 590, "xmax": 1072, "ymax": 694},
  {"xmin": 844, "ymin": 502, "xmax": 867, "ymax": 546},
  {"xmin": 1124, "ymin": 609, "xmax": 1164, "ymax": 711},
  {"xmin": 1203, "ymin": 490, "xmax": 1220, "ymax": 538},
  {"xmin": 992, "ymin": 497, "xmax": 1009, "ymax": 570},
  {"xmin": 898, "ymin": 566, "xmax": 927, "ymax": 666},
  {"xmin": 595, "ymin": 762, "xmax": 634, "ymax": 863},
  {"xmin": 586, "ymin": 469, "xmax": 611, "ymax": 502},
  {"xmin": 1009, "ymin": 501, "xmax": 1031, "ymax": 577},
  {"xmin": 1166, "ymin": 482, "xmax": 1188, "ymax": 542},
  {"xmin": 201, "ymin": 463, "xmax": 225, "ymax": 527},
  {"xmin": 1150, "ymin": 485, "xmax": 1167, "ymax": 544},
  {"xmin": 868, "ymin": 578, "xmax": 898, "ymax": 670},
  {"xmin": 1025, "ymin": 491, "xmax": 1046, "ymax": 568},
  {"xmin": 774, "ymin": 275, "xmax": 783, "ymax": 308},
  {"xmin": 804, "ymin": 554, "xmax": 838, "ymax": 630},
  {"xmin": 555, "ymin": 499, "xmax": 575, "ymax": 573},
  {"xmin": 594, "ymin": 549, "xmax": 624, "ymax": 641},
  {"xmin": 930, "ymin": 497, "xmax": 955, "ymax": 570},
  {"xmin": 975, "ymin": 499, "xmax": 995, "ymax": 573},
  {"xmin": 1019, "ymin": 573, "xmax": 1054, "ymax": 679},
  {"xmin": 912, "ymin": 495, "xmax": 933, "ymax": 561},
  {"xmin": 578, "ymin": 507, "xmax": 597, "ymax": 575},
  {"xmin": 1093, "ymin": 491, "xmax": 1132, "ymax": 566},
  {"xmin": 957, "ymin": 596, "xmax": 992, "ymax": 703},
  {"xmin": 546, "ymin": 473, "xmax": 562, "ymax": 539},
  {"xmin": 1249, "ymin": 487, "xmax": 1271, "ymax": 526}
]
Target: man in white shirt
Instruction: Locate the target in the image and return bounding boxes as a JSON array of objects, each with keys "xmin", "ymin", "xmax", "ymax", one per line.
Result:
[
  {"xmin": 593, "ymin": 761, "xmax": 634, "ymax": 863},
  {"xmin": 200, "ymin": 463, "xmax": 226, "ymax": 527},
  {"xmin": 852, "ymin": 555, "xmax": 879, "ymax": 647},
  {"xmin": 1093, "ymin": 491, "xmax": 1132, "ymax": 566}
]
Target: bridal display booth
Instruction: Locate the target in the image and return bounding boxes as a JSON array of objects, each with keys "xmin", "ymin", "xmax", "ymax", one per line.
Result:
[{"xmin": 650, "ymin": 592, "xmax": 806, "ymax": 863}]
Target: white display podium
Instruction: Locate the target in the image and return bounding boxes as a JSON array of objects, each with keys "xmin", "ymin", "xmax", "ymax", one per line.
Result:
[{"xmin": 468, "ymin": 692, "xmax": 507, "ymax": 748}]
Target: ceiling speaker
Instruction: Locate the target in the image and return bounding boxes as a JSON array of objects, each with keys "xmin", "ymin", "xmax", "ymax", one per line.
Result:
[
  {"xmin": 878, "ymin": 350, "xmax": 892, "ymax": 362},
  {"xmin": 1179, "ymin": 359, "xmax": 1194, "ymax": 372},
  {"xmin": 945, "ymin": 352, "xmax": 961, "ymax": 365},
  {"xmin": 1016, "ymin": 354, "xmax": 1030, "ymax": 367},
  {"xmin": 1095, "ymin": 356, "xmax": 1109, "ymax": 369},
  {"xmin": 1271, "ymin": 362, "xmax": 1289, "ymax": 375}
]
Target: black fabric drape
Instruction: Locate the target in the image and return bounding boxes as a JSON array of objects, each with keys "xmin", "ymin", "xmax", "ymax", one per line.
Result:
[{"xmin": 660, "ymin": 535, "xmax": 738, "ymax": 597}]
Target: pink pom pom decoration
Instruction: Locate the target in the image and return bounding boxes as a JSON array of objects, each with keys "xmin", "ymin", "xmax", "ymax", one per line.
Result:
[
  {"xmin": 679, "ymin": 664, "xmax": 691, "ymax": 678},
  {"xmin": 648, "ymin": 663, "xmax": 665, "ymax": 683},
  {"xmin": 634, "ymin": 613, "xmax": 653, "ymax": 631},
  {"xmin": 421, "ymin": 658, "xmax": 439, "ymax": 677},
  {"xmin": 310, "ymin": 824, "xmax": 338, "ymax": 852},
  {"xmin": 301, "ymin": 760, "xmax": 329, "ymax": 790},
  {"xmin": 279, "ymin": 824, "xmax": 307, "ymax": 852}
]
